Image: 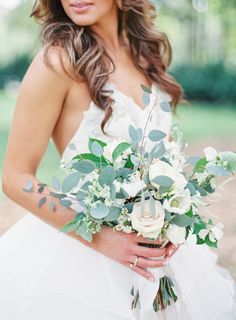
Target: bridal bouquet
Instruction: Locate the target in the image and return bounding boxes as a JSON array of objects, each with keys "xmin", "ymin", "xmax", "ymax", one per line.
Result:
[{"xmin": 23, "ymin": 85, "xmax": 236, "ymax": 313}]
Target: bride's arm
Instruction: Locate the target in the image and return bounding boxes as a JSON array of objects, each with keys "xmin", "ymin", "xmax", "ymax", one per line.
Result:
[{"xmin": 2, "ymin": 47, "xmax": 79, "ymax": 232}]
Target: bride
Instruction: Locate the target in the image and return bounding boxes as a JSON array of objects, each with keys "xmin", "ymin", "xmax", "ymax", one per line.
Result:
[{"xmin": 1, "ymin": 0, "xmax": 236, "ymax": 319}]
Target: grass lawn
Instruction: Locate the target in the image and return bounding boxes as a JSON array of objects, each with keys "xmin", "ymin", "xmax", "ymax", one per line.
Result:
[{"xmin": 1, "ymin": 89, "xmax": 236, "ymax": 198}]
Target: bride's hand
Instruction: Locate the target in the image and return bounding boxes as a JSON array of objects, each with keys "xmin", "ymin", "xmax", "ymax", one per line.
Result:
[{"xmin": 88, "ymin": 226, "xmax": 179, "ymax": 281}]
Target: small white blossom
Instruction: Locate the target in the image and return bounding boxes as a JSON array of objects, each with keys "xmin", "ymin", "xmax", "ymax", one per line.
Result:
[
  {"xmin": 204, "ymin": 147, "xmax": 218, "ymax": 162},
  {"xmin": 166, "ymin": 224, "xmax": 186, "ymax": 245}
]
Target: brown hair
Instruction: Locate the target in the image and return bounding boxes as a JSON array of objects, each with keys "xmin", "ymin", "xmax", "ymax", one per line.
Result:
[{"xmin": 31, "ymin": 0, "xmax": 183, "ymax": 134}]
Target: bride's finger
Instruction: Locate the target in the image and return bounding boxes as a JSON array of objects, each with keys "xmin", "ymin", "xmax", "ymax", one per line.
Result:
[
  {"xmin": 165, "ymin": 243, "xmax": 180, "ymax": 258},
  {"xmin": 126, "ymin": 262, "xmax": 155, "ymax": 282}
]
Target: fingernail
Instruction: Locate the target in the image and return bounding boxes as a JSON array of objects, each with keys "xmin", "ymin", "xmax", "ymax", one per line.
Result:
[{"xmin": 148, "ymin": 277, "xmax": 155, "ymax": 282}]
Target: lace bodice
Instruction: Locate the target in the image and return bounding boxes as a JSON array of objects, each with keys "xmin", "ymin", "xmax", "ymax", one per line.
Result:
[{"xmin": 61, "ymin": 82, "xmax": 172, "ymax": 164}]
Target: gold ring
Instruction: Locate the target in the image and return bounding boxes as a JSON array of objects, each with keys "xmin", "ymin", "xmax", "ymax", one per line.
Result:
[{"xmin": 134, "ymin": 256, "xmax": 139, "ymax": 267}]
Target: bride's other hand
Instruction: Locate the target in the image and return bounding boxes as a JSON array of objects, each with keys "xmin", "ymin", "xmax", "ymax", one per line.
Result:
[{"xmin": 85, "ymin": 226, "xmax": 179, "ymax": 282}]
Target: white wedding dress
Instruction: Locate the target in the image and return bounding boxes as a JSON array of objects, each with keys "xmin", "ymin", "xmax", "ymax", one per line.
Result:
[{"xmin": 0, "ymin": 82, "xmax": 236, "ymax": 320}]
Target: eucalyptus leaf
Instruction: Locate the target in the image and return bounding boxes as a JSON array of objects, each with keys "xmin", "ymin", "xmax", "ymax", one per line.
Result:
[
  {"xmin": 38, "ymin": 196, "xmax": 47, "ymax": 208},
  {"xmin": 151, "ymin": 141, "xmax": 166, "ymax": 159},
  {"xmin": 76, "ymin": 190, "xmax": 87, "ymax": 201},
  {"xmin": 98, "ymin": 166, "xmax": 116, "ymax": 186},
  {"xmin": 185, "ymin": 182, "xmax": 197, "ymax": 196},
  {"xmin": 148, "ymin": 130, "xmax": 167, "ymax": 142},
  {"xmin": 205, "ymin": 163, "xmax": 231, "ymax": 177},
  {"xmin": 91, "ymin": 141, "xmax": 104, "ymax": 157},
  {"xmin": 130, "ymin": 155, "xmax": 140, "ymax": 166},
  {"xmin": 49, "ymin": 201, "xmax": 56, "ymax": 212},
  {"xmin": 117, "ymin": 167, "xmax": 133, "ymax": 178},
  {"xmin": 141, "ymin": 84, "xmax": 152, "ymax": 93},
  {"xmin": 68, "ymin": 143, "xmax": 77, "ymax": 150},
  {"xmin": 59, "ymin": 199, "xmax": 72, "ymax": 208},
  {"xmin": 104, "ymin": 206, "xmax": 121, "ymax": 221},
  {"xmin": 75, "ymin": 222, "xmax": 93, "ymax": 242},
  {"xmin": 152, "ymin": 175, "xmax": 174, "ymax": 188},
  {"xmin": 62, "ymin": 172, "xmax": 81, "ymax": 193},
  {"xmin": 73, "ymin": 160, "xmax": 96, "ymax": 174},
  {"xmin": 129, "ymin": 125, "xmax": 138, "ymax": 143},
  {"xmin": 73, "ymin": 153, "xmax": 108, "ymax": 167},
  {"xmin": 90, "ymin": 204, "xmax": 109, "ymax": 219},
  {"xmin": 49, "ymin": 191, "xmax": 67, "ymax": 199},
  {"xmin": 172, "ymin": 214, "xmax": 194, "ymax": 227},
  {"xmin": 191, "ymin": 182, "xmax": 208, "ymax": 196},
  {"xmin": 142, "ymin": 92, "xmax": 150, "ymax": 106},
  {"xmin": 164, "ymin": 210, "xmax": 172, "ymax": 221},
  {"xmin": 22, "ymin": 180, "xmax": 33, "ymax": 193},
  {"xmin": 160, "ymin": 101, "xmax": 172, "ymax": 112},
  {"xmin": 112, "ymin": 142, "xmax": 131, "ymax": 161},
  {"xmin": 88, "ymin": 137, "xmax": 106, "ymax": 153}
]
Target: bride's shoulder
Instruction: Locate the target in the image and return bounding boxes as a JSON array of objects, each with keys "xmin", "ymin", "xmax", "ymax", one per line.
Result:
[{"xmin": 29, "ymin": 45, "xmax": 77, "ymax": 82}]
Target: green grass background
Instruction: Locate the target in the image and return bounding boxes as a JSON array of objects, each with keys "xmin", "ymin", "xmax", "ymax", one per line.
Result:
[{"xmin": 1, "ymin": 89, "xmax": 236, "ymax": 199}]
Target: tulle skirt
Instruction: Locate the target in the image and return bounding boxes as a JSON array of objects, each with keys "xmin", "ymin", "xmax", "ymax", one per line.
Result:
[{"xmin": 0, "ymin": 212, "xmax": 236, "ymax": 320}]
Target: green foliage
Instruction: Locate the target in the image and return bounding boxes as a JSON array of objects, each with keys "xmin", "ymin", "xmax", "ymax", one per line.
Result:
[{"xmin": 172, "ymin": 63, "xmax": 236, "ymax": 103}]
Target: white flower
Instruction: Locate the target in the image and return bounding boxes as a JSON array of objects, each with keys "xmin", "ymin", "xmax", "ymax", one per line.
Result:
[
  {"xmin": 199, "ymin": 223, "xmax": 224, "ymax": 242},
  {"xmin": 130, "ymin": 200, "xmax": 165, "ymax": 239},
  {"xmin": 163, "ymin": 189, "xmax": 191, "ymax": 214},
  {"xmin": 149, "ymin": 160, "xmax": 187, "ymax": 194},
  {"xmin": 204, "ymin": 147, "xmax": 218, "ymax": 162},
  {"xmin": 166, "ymin": 224, "xmax": 186, "ymax": 245},
  {"xmin": 122, "ymin": 171, "xmax": 146, "ymax": 198}
]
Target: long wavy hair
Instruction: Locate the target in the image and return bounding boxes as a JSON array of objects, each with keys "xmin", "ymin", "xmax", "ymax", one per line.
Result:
[{"xmin": 31, "ymin": 0, "xmax": 183, "ymax": 134}]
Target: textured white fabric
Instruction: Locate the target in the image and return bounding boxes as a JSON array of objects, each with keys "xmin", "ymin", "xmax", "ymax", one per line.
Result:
[{"xmin": 0, "ymin": 82, "xmax": 236, "ymax": 319}]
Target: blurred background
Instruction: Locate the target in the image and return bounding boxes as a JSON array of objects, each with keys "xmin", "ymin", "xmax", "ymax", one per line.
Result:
[{"xmin": 0, "ymin": 0, "xmax": 236, "ymax": 278}]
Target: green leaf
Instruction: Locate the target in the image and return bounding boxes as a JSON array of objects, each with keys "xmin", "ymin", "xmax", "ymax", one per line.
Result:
[
  {"xmin": 104, "ymin": 206, "xmax": 121, "ymax": 221},
  {"xmin": 59, "ymin": 199, "xmax": 72, "ymax": 208},
  {"xmin": 112, "ymin": 142, "xmax": 131, "ymax": 161},
  {"xmin": 98, "ymin": 166, "xmax": 116, "ymax": 186},
  {"xmin": 38, "ymin": 186, "xmax": 44, "ymax": 193},
  {"xmin": 193, "ymin": 223, "xmax": 207, "ymax": 234},
  {"xmin": 129, "ymin": 125, "xmax": 139, "ymax": 143},
  {"xmin": 194, "ymin": 158, "xmax": 207, "ymax": 173},
  {"xmin": 117, "ymin": 167, "xmax": 133, "ymax": 178},
  {"xmin": 160, "ymin": 101, "xmax": 172, "ymax": 113},
  {"xmin": 141, "ymin": 84, "xmax": 152, "ymax": 94},
  {"xmin": 205, "ymin": 234, "xmax": 218, "ymax": 248},
  {"xmin": 152, "ymin": 175, "xmax": 174, "ymax": 188},
  {"xmin": 164, "ymin": 210, "xmax": 172, "ymax": 221},
  {"xmin": 91, "ymin": 141, "xmax": 104, "ymax": 157},
  {"xmin": 88, "ymin": 137, "xmax": 107, "ymax": 153},
  {"xmin": 22, "ymin": 180, "xmax": 33, "ymax": 193},
  {"xmin": 205, "ymin": 163, "xmax": 231, "ymax": 177},
  {"xmin": 49, "ymin": 201, "xmax": 56, "ymax": 212},
  {"xmin": 142, "ymin": 92, "xmax": 150, "ymax": 106},
  {"xmin": 191, "ymin": 182, "xmax": 208, "ymax": 196},
  {"xmin": 68, "ymin": 143, "xmax": 77, "ymax": 150},
  {"xmin": 38, "ymin": 196, "xmax": 47, "ymax": 208},
  {"xmin": 151, "ymin": 141, "xmax": 166, "ymax": 159},
  {"xmin": 49, "ymin": 192, "xmax": 67, "ymax": 199},
  {"xmin": 75, "ymin": 222, "xmax": 93, "ymax": 242},
  {"xmin": 90, "ymin": 205, "xmax": 109, "ymax": 219},
  {"xmin": 62, "ymin": 172, "xmax": 81, "ymax": 193},
  {"xmin": 73, "ymin": 160, "xmax": 96, "ymax": 174},
  {"xmin": 172, "ymin": 214, "xmax": 194, "ymax": 227},
  {"xmin": 148, "ymin": 130, "xmax": 167, "ymax": 142},
  {"xmin": 196, "ymin": 235, "xmax": 205, "ymax": 245},
  {"xmin": 185, "ymin": 182, "xmax": 197, "ymax": 196},
  {"xmin": 76, "ymin": 190, "xmax": 87, "ymax": 201},
  {"xmin": 130, "ymin": 155, "xmax": 139, "ymax": 166},
  {"xmin": 73, "ymin": 153, "xmax": 108, "ymax": 168}
]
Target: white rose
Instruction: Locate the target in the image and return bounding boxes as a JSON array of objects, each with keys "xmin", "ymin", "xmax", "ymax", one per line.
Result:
[
  {"xmin": 166, "ymin": 224, "xmax": 186, "ymax": 245},
  {"xmin": 149, "ymin": 160, "xmax": 187, "ymax": 194},
  {"xmin": 163, "ymin": 189, "xmax": 191, "ymax": 214},
  {"xmin": 131, "ymin": 200, "xmax": 165, "ymax": 239},
  {"xmin": 204, "ymin": 147, "xmax": 218, "ymax": 162}
]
